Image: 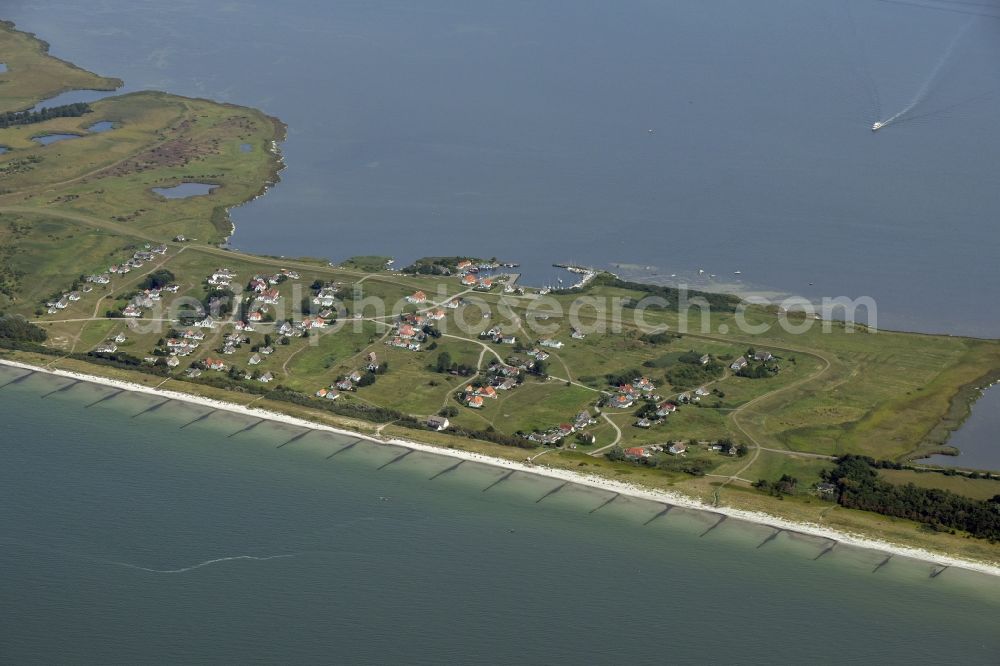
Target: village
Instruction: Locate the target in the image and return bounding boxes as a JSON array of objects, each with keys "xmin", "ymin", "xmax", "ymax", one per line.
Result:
[{"xmin": 32, "ymin": 247, "xmax": 795, "ymax": 479}]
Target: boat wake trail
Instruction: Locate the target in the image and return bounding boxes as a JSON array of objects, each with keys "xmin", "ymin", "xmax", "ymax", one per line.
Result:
[
  {"xmin": 875, "ymin": 19, "xmax": 976, "ymax": 130},
  {"xmin": 108, "ymin": 553, "xmax": 303, "ymax": 574},
  {"xmin": 0, "ymin": 537, "xmax": 306, "ymax": 574}
]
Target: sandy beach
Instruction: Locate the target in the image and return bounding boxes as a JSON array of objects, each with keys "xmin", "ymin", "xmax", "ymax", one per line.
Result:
[{"xmin": 3, "ymin": 357, "xmax": 999, "ymax": 579}]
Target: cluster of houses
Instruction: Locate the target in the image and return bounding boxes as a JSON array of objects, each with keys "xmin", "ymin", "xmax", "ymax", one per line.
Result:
[
  {"xmin": 678, "ymin": 387, "xmax": 711, "ymax": 403},
  {"xmin": 501, "ymin": 348, "xmax": 548, "ymax": 374},
  {"xmin": 525, "ymin": 410, "xmax": 597, "ymax": 445},
  {"xmin": 248, "ymin": 269, "xmax": 299, "ymax": 293},
  {"xmin": 462, "ymin": 362, "xmax": 524, "ymax": 408},
  {"xmin": 525, "ymin": 348, "xmax": 550, "ymax": 362},
  {"xmin": 387, "ymin": 311, "xmax": 441, "ymax": 351},
  {"xmin": 194, "ymin": 315, "xmax": 218, "ymax": 329},
  {"xmin": 247, "ymin": 319, "xmax": 310, "ymax": 338},
  {"xmin": 121, "ymin": 283, "xmax": 179, "ymax": 318},
  {"xmin": 730, "ymin": 350, "xmax": 774, "ymax": 371},
  {"xmin": 635, "ymin": 400, "xmax": 678, "ymax": 428},
  {"xmin": 624, "ymin": 441, "xmax": 689, "ymax": 460},
  {"xmin": 93, "ymin": 332, "xmax": 128, "ymax": 354},
  {"xmin": 247, "ymin": 345, "xmax": 275, "ymax": 366},
  {"xmin": 164, "ymin": 329, "xmax": 205, "ymax": 357},
  {"xmin": 316, "ymin": 352, "xmax": 381, "ymax": 398},
  {"xmin": 608, "ymin": 376, "xmax": 658, "ymax": 409},
  {"xmin": 463, "ymin": 384, "xmax": 497, "ymax": 408},
  {"xmin": 219, "ymin": 331, "xmax": 249, "ymax": 356},
  {"xmin": 189, "ymin": 354, "xmax": 273, "ymax": 383},
  {"xmin": 314, "ymin": 387, "xmax": 341, "ymax": 401},
  {"xmin": 244, "ymin": 269, "xmax": 303, "ymax": 319},
  {"xmin": 624, "ymin": 439, "xmax": 742, "ymax": 462},
  {"xmin": 313, "ymin": 283, "xmax": 339, "ymax": 308},
  {"xmin": 334, "ymin": 370, "xmax": 365, "ymax": 392},
  {"xmin": 107, "ymin": 244, "xmax": 168, "ymax": 277},
  {"xmin": 455, "ymin": 260, "xmax": 498, "ymax": 291},
  {"xmin": 199, "ymin": 357, "xmax": 228, "ymax": 372},
  {"xmin": 45, "ymin": 289, "xmax": 83, "ymax": 314},
  {"xmin": 480, "ymin": 326, "xmax": 516, "ymax": 345},
  {"xmin": 207, "ymin": 268, "xmax": 237, "ymax": 287},
  {"xmin": 45, "ymin": 245, "xmax": 170, "ymax": 315}
]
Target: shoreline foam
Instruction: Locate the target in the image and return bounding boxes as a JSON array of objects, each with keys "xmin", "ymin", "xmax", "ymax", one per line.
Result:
[{"xmin": 3, "ymin": 357, "xmax": 999, "ymax": 579}]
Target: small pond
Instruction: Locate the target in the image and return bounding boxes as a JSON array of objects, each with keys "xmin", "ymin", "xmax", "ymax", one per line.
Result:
[
  {"xmin": 33, "ymin": 133, "xmax": 82, "ymax": 146},
  {"xmin": 0, "ymin": 63, "xmax": 7, "ymax": 73},
  {"xmin": 919, "ymin": 383, "xmax": 1000, "ymax": 471},
  {"xmin": 240, "ymin": 143, "xmax": 252, "ymax": 152},
  {"xmin": 87, "ymin": 121, "xmax": 116, "ymax": 133},
  {"xmin": 30, "ymin": 89, "xmax": 114, "ymax": 113},
  {"xmin": 152, "ymin": 182, "xmax": 218, "ymax": 199},
  {"xmin": 0, "ymin": 146, "xmax": 8, "ymax": 155}
]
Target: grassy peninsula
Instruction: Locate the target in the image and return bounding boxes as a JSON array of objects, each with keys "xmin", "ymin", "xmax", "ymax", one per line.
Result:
[{"xmin": 1, "ymin": 22, "xmax": 999, "ymax": 567}]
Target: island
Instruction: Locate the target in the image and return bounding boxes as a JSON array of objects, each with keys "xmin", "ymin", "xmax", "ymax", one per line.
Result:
[{"xmin": 1, "ymin": 22, "xmax": 999, "ymax": 572}]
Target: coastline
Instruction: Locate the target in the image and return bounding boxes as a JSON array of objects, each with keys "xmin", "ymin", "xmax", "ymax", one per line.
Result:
[
  {"xmin": 0, "ymin": 20, "xmax": 124, "ymax": 113},
  {"xmin": 3, "ymin": 356, "xmax": 999, "ymax": 579}
]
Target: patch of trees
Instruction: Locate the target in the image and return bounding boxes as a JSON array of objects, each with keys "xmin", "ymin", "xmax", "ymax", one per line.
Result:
[
  {"xmin": 605, "ymin": 368, "xmax": 643, "ymax": 386},
  {"xmin": 448, "ymin": 424, "xmax": 534, "ymax": 449},
  {"xmin": 737, "ymin": 362, "xmax": 778, "ymax": 379},
  {"xmin": 677, "ymin": 351, "xmax": 702, "ymax": 364},
  {"xmin": 640, "ymin": 331, "xmax": 683, "ymax": 345},
  {"xmin": 0, "ymin": 315, "xmax": 47, "ymax": 342},
  {"xmin": 402, "ymin": 256, "xmax": 487, "ymax": 275},
  {"xmin": 666, "ymin": 359, "xmax": 723, "ymax": 389},
  {"xmin": 0, "ymin": 102, "xmax": 91, "ymax": 129},
  {"xmin": 0, "ymin": 229, "xmax": 26, "ymax": 299},
  {"xmin": 84, "ymin": 351, "xmax": 168, "ymax": 376},
  {"xmin": 753, "ymin": 474, "xmax": 799, "ymax": 497},
  {"xmin": 432, "ymin": 351, "xmax": 475, "ymax": 376},
  {"xmin": 658, "ymin": 457, "xmax": 715, "ymax": 477},
  {"xmin": 634, "ymin": 401, "xmax": 661, "ymax": 419},
  {"xmin": 606, "ymin": 446, "xmax": 642, "ymax": 463},
  {"xmin": 203, "ymin": 288, "xmax": 234, "ymax": 317},
  {"xmin": 140, "ymin": 269, "xmax": 175, "ymax": 290},
  {"xmin": 824, "ymin": 456, "xmax": 1000, "ymax": 541}
]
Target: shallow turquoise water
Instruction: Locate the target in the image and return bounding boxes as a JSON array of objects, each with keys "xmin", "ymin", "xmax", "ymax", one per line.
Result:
[{"xmin": 1, "ymin": 366, "xmax": 998, "ymax": 663}]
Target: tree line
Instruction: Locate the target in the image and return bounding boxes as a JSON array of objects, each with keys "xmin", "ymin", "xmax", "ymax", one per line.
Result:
[
  {"xmin": 0, "ymin": 314, "xmax": 47, "ymax": 342},
  {"xmin": 0, "ymin": 103, "xmax": 92, "ymax": 129},
  {"xmin": 824, "ymin": 455, "xmax": 1000, "ymax": 541}
]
